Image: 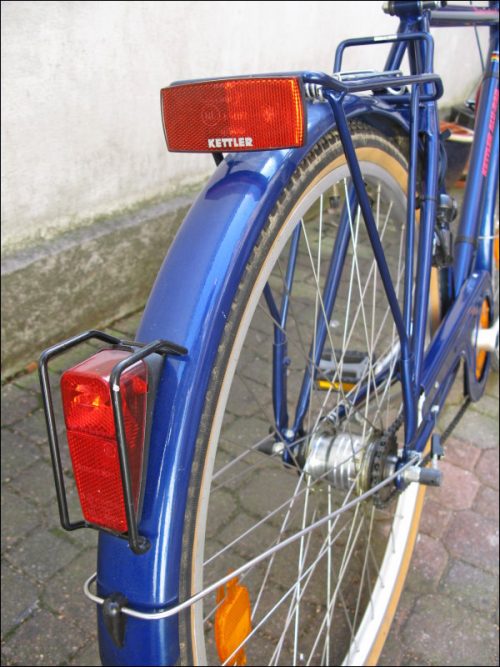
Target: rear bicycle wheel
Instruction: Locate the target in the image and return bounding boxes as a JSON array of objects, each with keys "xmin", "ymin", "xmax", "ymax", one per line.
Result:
[{"xmin": 179, "ymin": 124, "xmax": 426, "ymax": 666}]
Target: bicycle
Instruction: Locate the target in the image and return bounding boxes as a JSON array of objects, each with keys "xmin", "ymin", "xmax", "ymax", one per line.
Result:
[{"xmin": 38, "ymin": 1, "xmax": 499, "ymax": 665}]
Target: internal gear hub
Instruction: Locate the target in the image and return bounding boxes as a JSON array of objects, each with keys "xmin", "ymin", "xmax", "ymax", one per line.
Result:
[{"xmin": 303, "ymin": 429, "xmax": 398, "ymax": 505}]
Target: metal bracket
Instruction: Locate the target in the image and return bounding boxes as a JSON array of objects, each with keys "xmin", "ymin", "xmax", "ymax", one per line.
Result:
[
  {"xmin": 103, "ymin": 593, "xmax": 128, "ymax": 648},
  {"xmin": 82, "ymin": 453, "xmax": 422, "ymax": 623},
  {"xmin": 38, "ymin": 329, "xmax": 188, "ymax": 555}
]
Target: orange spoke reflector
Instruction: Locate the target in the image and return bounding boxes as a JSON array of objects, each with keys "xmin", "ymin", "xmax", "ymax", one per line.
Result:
[
  {"xmin": 161, "ymin": 76, "xmax": 305, "ymax": 153},
  {"xmin": 476, "ymin": 299, "xmax": 490, "ymax": 380},
  {"xmin": 215, "ymin": 574, "xmax": 252, "ymax": 666}
]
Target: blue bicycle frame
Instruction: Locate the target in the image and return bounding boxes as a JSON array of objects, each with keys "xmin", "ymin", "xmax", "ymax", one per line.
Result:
[{"xmin": 91, "ymin": 4, "xmax": 499, "ymax": 665}]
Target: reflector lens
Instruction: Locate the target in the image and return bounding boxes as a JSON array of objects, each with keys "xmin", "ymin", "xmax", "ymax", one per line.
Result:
[
  {"xmin": 215, "ymin": 574, "xmax": 252, "ymax": 666},
  {"xmin": 494, "ymin": 222, "xmax": 499, "ymax": 269},
  {"xmin": 61, "ymin": 350, "xmax": 148, "ymax": 533},
  {"xmin": 162, "ymin": 76, "xmax": 305, "ymax": 152},
  {"xmin": 475, "ymin": 299, "xmax": 490, "ymax": 380}
]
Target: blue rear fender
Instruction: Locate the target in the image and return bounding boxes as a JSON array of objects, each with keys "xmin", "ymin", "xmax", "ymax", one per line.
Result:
[{"xmin": 96, "ymin": 95, "xmax": 410, "ymax": 666}]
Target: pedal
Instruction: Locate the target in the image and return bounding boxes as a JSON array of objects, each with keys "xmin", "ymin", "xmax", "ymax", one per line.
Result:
[
  {"xmin": 317, "ymin": 350, "xmax": 372, "ymax": 391},
  {"xmin": 476, "ymin": 317, "xmax": 499, "ymax": 353}
]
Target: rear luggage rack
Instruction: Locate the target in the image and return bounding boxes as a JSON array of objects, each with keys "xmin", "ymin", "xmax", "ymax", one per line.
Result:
[{"xmin": 303, "ymin": 32, "xmax": 444, "ymax": 104}]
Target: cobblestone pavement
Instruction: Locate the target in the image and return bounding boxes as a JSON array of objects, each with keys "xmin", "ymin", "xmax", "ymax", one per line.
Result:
[{"xmin": 1, "ymin": 310, "xmax": 498, "ymax": 666}]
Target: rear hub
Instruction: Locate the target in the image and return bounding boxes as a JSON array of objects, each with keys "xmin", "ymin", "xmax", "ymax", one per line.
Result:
[{"xmin": 303, "ymin": 428, "xmax": 398, "ymax": 506}]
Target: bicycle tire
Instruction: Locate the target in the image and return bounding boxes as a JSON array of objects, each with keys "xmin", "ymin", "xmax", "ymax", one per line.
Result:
[{"xmin": 178, "ymin": 123, "xmax": 428, "ymax": 666}]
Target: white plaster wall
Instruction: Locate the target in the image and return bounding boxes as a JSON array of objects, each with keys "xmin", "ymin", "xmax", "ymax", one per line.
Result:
[{"xmin": 1, "ymin": 0, "xmax": 489, "ymax": 252}]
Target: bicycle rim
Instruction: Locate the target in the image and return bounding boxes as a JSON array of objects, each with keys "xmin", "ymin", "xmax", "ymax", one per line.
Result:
[{"xmin": 181, "ymin": 128, "xmax": 425, "ymax": 666}]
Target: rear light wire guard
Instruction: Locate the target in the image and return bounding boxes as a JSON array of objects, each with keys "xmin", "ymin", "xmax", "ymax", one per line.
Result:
[{"xmin": 38, "ymin": 329, "xmax": 187, "ymax": 555}]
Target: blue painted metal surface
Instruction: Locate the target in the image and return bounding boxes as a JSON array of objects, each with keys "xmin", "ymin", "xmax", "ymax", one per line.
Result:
[
  {"xmin": 272, "ymin": 224, "xmax": 301, "ymax": 435},
  {"xmin": 454, "ymin": 32, "xmax": 499, "ymax": 292},
  {"xmin": 475, "ymin": 117, "xmax": 499, "ymax": 274}
]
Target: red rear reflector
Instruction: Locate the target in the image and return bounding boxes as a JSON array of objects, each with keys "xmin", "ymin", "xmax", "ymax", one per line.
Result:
[
  {"xmin": 61, "ymin": 349, "xmax": 148, "ymax": 533},
  {"xmin": 161, "ymin": 76, "xmax": 305, "ymax": 152}
]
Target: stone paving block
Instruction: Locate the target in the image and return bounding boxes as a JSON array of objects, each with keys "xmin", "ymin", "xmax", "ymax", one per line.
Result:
[
  {"xmin": 203, "ymin": 545, "xmax": 251, "ymax": 598},
  {"xmin": 238, "ymin": 466, "xmax": 300, "ymax": 521},
  {"xmin": 1, "ymin": 319, "xmax": 498, "ymax": 667},
  {"xmin": 406, "ymin": 532, "xmax": 448, "ymax": 593},
  {"xmin": 419, "ymin": 498, "xmax": 452, "ymax": 540},
  {"xmin": 475, "ymin": 447, "xmax": 499, "ymax": 490},
  {"xmin": 247, "ymin": 590, "xmax": 318, "ymax": 664},
  {"xmin": 11, "ymin": 370, "xmax": 43, "ymax": 394},
  {"xmin": 442, "ymin": 436, "xmax": 481, "ymax": 471},
  {"xmin": 211, "ymin": 447, "xmax": 254, "ymax": 489},
  {"xmin": 213, "ymin": 508, "xmax": 285, "ymax": 568},
  {"xmin": 245, "ymin": 328, "xmax": 273, "ymax": 362},
  {"xmin": 1, "ymin": 562, "xmax": 40, "ymax": 638},
  {"xmin": 46, "ymin": 342, "xmax": 98, "ymax": 374},
  {"xmin": 221, "ymin": 416, "xmax": 272, "ymax": 457},
  {"xmin": 205, "ymin": 488, "xmax": 238, "ymax": 541},
  {"xmin": 1, "ymin": 487, "xmax": 39, "ymax": 553},
  {"xmin": 401, "ymin": 594, "xmax": 498, "ymax": 666},
  {"xmin": 42, "ymin": 548, "xmax": 98, "ymax": 636},
  {"xmin": 225, "ymin": 375, "xmax": 266, "ymax": 418},
  {"xmin": 378, "ymin": 593, "xmax": 417, "ymax": 666},
  {"xmin": 428, "ymin": 460, "xmax": 480, "ymax": 510},
  {"xmin": 0, "ymin": 608, "xmax": 86, "ymax": 666},
  {"xmin": 42, "ymin": 479, "xmax": 99, "ymax": 549},
  {"xmin": 1, "ymin": 384, "xmax": 40, "ymax": 426},
  {"xmin": 441, "ymin": 376, "xmax": 465, "ymax": 407},
  {"xmin": 449, "ymin": 409, "xmax": 499, "ymax": 450},
  {"xmin": 247, "ymin": 306, "xmax": 273, "ymax": 336},
  {"xmin": 257, "ymin": 527, "xmax": 325, "ymax": 599},
  {"xmin": 68, "ymin": 638, "xmax": 100, "ymax": 666},
  {"xmin": 10, "ymin": 408, "xmax": 58, "ymax": 446},
  {"xmin": 6, "ymin": 527, "xmax": 79, "ymax": 584},
  {"xmin": 1, "ymin": 428, "xmax": 40, "ymax": 483},
  {"xmin": 398, "ymin": 653, "xmax": 434, "ymax": 666},
  {"xmin": 485, "ymin": 371, "xmax": 499, "ymax": 398},
  {"xmin": 473, "ymin": 485, "xmax": 499, "ymax": 522},
  {"xmin": 443, "ymin": 510, "xmax": 499, "ymax": 574},
  {"xmin": 469, "ymin": 394, "xmax": 500, "ymax": 418},
  {"xmin": 240, "ymin": 354, "xmax": 271, "ymax": 388},
  {"xmin": 111, "ymin": 311, "xmax": 142, "ymax": 336},
  {"xmin": 9, "ymin": 459, "xmax": 59, "ymax": 508},
  {"xmin": 439, "ymin": 559, "xmax": 499, "ymax": 616}
]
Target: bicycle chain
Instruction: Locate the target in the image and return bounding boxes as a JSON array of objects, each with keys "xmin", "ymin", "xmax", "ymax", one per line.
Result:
[
  {"xmin": 371, "ymin": 397, "xmax": 472, "ymax": 507},
  {"xmin": 440, "ymin": 397, "xmax": 471, "ymax": 446},
  {"xmin": 370, "ymin": 411, "xmax": 404, "ymax": 508}
]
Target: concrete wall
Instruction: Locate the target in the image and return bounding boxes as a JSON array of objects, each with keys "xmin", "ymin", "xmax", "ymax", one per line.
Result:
[
  {"xmin": 1, "ymin": 0, "xmax": 487, "ymax": 252},
  {"xmin": 1, "ymin": 1, "xmax": 489, "ymax": 377}
]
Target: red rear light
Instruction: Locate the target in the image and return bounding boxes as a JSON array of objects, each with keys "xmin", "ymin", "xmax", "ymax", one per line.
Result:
[
  {"xmin": 161, "ymin": 76, "xmax": 305, "ymax": 152},
  {"xmin": 61, "ymin": 349, "xmax": 148, "ymax": 533}
]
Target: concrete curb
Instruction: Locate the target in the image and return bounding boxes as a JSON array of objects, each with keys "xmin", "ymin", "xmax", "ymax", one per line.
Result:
[{"xmin": 1, "ymin": 194, "xmax": 194, "ymax": 380}]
